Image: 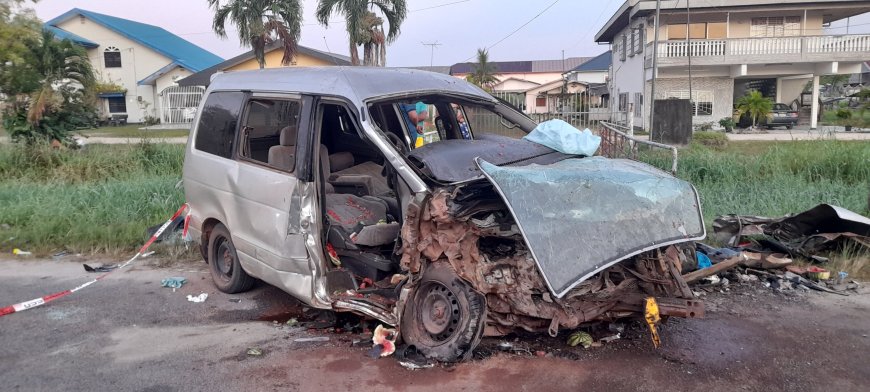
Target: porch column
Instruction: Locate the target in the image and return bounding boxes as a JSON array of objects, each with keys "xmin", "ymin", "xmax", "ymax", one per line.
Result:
[
  {"xmin": 775, "ymin": 78, "xmax": 782, "ymax": 103},
  {"xmin": 810, "ymin": 74, "xmax": 820, "ymax": 129}
]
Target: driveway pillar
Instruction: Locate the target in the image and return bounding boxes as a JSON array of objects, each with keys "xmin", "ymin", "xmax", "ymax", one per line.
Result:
[{"xmin": 810, "ymin": 75, "xmax": 820, "ymax": 130}]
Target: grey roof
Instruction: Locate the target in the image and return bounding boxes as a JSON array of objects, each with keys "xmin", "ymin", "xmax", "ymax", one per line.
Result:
[
  {"xmin": 531, "ymin": 57, "xmax": 591, "ymax": 72},
  {"xmin": 179, "ymin": 42, "xmax": 351, "ymax": 87},
  {"xmin": 567, "ymin": 51, "xmax": 611, "ymax": 72},
  {"xmin": 450, "ymin": 57, "xmax": 591, "ymax": 75},
  {"xmin": 402, "ymin": 66, "xmax": 452, "ymax": 74},
  {"xmin": 206, "ymin": 67, "xmax": 495, "ymax": 103}
]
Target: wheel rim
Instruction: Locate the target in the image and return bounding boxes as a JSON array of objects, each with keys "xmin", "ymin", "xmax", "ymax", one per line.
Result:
[
  {"xmin": 214, "ymin": 236, "xmax": 234, "ymax": 281},
  {"xmin": 418, "ymin": 282, "xmax": 462, "ymax": 342}
]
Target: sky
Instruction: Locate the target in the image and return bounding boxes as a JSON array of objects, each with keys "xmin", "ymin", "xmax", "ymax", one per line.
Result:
[{"xmin": 30, "ymin": 0, "xmax": 870, "ymax": 68}]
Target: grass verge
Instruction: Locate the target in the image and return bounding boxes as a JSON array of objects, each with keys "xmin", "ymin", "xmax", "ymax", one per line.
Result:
[
  {"xmin": 0, "ymin": 142, "xmax": 184, "ymax": 254},
  {"xmin": 79, "ymin": 124, "xmax": 189, "ymax": 139}
]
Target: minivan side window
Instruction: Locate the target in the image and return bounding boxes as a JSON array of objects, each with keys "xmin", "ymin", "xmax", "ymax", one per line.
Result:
[
  {"xmin": 239, "ymin": 98, "xmax": 301, "ymax": 169},
  {"xmin": 195, "ymin": 91, "xmax": 245, "ymax": 159}
]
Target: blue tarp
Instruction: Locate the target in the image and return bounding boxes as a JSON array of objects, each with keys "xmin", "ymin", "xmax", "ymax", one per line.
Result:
[{"xmin": 523, "ymin": 119, "xmax": 601, "ymax": 156}]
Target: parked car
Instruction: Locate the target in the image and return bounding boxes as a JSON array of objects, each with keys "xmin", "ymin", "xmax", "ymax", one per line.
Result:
[
  {"xmin": 737, "ymin": 103, "xmax": 799, "ymax": 129},
  {"xmin": 182, "ymin": 67, "xmax": 706, "ymax": 362}
]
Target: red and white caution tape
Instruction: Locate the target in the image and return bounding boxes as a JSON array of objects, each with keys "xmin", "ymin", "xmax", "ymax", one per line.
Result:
[{"xmin": 0, "ymin": 203, "xmax": 189, "ymax": 318}]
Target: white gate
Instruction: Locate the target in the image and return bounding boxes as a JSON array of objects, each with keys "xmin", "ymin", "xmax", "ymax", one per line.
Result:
[{"xmin": 159, "ymin": 86, "xmax": 205, "ymax": 125}]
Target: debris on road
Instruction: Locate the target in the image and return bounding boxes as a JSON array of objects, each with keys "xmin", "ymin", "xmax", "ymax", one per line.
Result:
[
  {"xmin": 371, "ymin": 325, "xmax": 397, "ymax": 357},
  {"xmin": 713, "ymin": 204, "xmax": 870, "ymax": 259},
  {"xmin": 83, "ymin": 263, "xmax": 119, "ymax": 273},
  {"xmin": 186, "ymin": 293, "xmax": 208, "ymax": 303},
  {"xmin": 245, "ymin": 347, "xmax": 263, "ymax": 356},
  {"xmin": 566, "ymin": 331, "xmax": 593, "ymax": 348},
  {"xmin": 161, "ymin": 277, "xmax": 187, "ymax": 289},
  {"xmin": 12, "ymin": 248, "xmax": 31, "ymax": 256},
  {"xmin": 228, "ymin": 298, "xmax": 241, "ymax": 303}
]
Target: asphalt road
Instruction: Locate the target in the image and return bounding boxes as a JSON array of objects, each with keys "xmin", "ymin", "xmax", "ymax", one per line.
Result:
[{"xmin": 1, "ymin": 258, "xmax": 868, "ymax": 392}]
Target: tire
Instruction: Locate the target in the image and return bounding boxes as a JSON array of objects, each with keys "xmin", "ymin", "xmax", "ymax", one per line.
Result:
[
  {"xmin": 207, "ymin": 223, "xmax": 255, "ymax": 294},
  {"xmin": 400, "ymin": 263, "xmax": 486, "ymax": 362}
]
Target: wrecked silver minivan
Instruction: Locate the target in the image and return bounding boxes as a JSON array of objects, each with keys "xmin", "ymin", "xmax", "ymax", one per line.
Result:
[{"xmin": 183, "ymin": 67, "xmax": 705, "ymax": 362}]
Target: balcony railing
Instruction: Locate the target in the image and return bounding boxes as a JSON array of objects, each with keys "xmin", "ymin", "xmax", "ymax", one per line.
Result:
[{"xmin": 647, "ymin": 34, "xmax": 870, "ymax": 65}]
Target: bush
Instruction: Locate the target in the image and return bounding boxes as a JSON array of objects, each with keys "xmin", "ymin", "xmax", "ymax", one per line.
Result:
[
  {"xmin": 692, "ymin": 131, "xmax": 728, "ymax": 149},
  {"xmin": 836, "ymin": 108, "xmax": 853, "ymax": 120}
]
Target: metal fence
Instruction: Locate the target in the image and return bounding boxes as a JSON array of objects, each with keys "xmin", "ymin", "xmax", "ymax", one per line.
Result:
[
  {"xmin": 529, "ymin": 111, "xmax": 630, "ymax": 131},
  {"xmin": 158, "ymin": 86, "xmax": 205, "ymax": 125},
  {"xmin": 597, "ymin": 122, "xmax": 679, "ymax": 174}
]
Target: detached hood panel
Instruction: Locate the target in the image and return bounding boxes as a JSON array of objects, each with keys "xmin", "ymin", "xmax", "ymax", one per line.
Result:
[{"xmin": 476, "ymin": 156, "xmax": 705, "ymax": 298}]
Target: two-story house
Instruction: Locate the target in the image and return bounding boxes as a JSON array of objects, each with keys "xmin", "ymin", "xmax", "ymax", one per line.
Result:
[
  {"xmin": 45, "ymin": 8, "xmax": 223, "ymax": 124},
  {"xmin": 595, "ymin": 0, "xmax": 870, "ymax": 130}
]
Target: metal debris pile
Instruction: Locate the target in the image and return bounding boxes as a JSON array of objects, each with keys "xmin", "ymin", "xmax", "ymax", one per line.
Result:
[{"xmin": 685, "ymin": 204, "xmax": 869, "ymax": 296}]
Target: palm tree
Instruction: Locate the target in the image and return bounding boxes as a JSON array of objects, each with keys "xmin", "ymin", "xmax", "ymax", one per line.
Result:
[
  {"xmin": 466, "ymin": 49, "xmax": 499, "ymax": 91},
  {"xmin": 315, "ymin": 0, "xmax": 407, "ymax": 66},
  {"xmin": 209, "ymin": 0, "xmax": 302, "ymax": 69},
  {"xmin": 26, "ymin": 29, "xmax": 94, "ymax": 126},
  {"xmin": 735, "ymin": 90, "xmax": 773, "ymax": 130}
]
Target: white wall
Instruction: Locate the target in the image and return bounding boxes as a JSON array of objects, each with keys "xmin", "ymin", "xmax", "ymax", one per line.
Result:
[
  {"xmin": 56, "ymin": 16, "xmax": 174, "ymax": 123},
  {"xmin": 609, "ymin": 17, "xmax": 648, "ymax": 129},
  {"xmin": 567, "ymin": 70, "xmax": 608, "ymax": 84}
]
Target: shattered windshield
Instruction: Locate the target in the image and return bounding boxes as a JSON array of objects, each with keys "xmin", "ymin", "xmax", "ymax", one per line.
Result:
[
  {"xmin": 477, "ymin": 157, "xmax": 706, "ymax": 298},
  {"xmin": 368, "ymin": 95, "xmax": 535, "ymax": 151}
]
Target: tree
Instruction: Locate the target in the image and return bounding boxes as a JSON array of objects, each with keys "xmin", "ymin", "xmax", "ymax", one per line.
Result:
[
  {"xmin": 466, "ymin": 48, "xmax": 499, "ymax": 91},
  {"xmin": 209, "ymin": 0, "xmax": 302, "ymax": 69},
  {"xmin": 0, "ymin": 0, "xmax": 41, "ymax": 95},
  {"xmin": 735, "ymin": 90, "xmax": 773, "ymax": 130},
  {"xmin": 315, "ymin": 0, "xmax": 407, "ymax": 67},
  {"xmin": 25, "ymin": 30, "xmax": 95, "ymax": 125}
]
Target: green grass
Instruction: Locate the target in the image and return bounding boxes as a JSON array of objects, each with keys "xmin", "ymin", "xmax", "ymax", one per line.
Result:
[
  {"xmin": 79, "ymin": 124, "xmax": 189, "ymax": 139},
  {"xmin": 676, "ymin": 140, "xmax": 870, "ymax": 224},
  {"xmin": 820, "ymin": 109, "xmax": 870, "ymax": 126},
  {"xmin": 0, "ymin": 141, "xmax": 185, "ymax": 254}
]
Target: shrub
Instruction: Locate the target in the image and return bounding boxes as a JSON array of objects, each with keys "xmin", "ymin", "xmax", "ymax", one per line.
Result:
[{"xmin": 692, "ymin": 131, "xmax": 728, "ymax": 149}]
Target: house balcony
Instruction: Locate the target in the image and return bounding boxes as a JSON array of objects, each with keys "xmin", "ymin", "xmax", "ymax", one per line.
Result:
[{"xmin": 645, "ymin": 34, "xmax": 870, "ymax": 68}]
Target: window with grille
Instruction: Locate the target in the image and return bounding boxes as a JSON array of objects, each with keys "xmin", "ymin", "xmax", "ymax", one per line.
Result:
[
  {"xmin": 634, "ymin": 93, "xmax": 643, "ymax": 117},
  {"xmin": 618, "ymin": 93, "xmax": 628, "ymax": 111},
  {"xmin": 620, "ymin": 35, "xmax": 627, "ymax": 61},
  {"xmin": 635, "ymin": 26, "xmax": 644, "ymax": 54},
  {"xmin": 751, "ymin": 17, "xmax": 801, "ymax": 37},
  {"xmin": 107, "ymin": 97, "xmax": 126, "ymax": 113},
  {"xmin": 660, "ymin": 90, "xmax": 713, "ymax": 116},
  {"xmin": 104, "ymin": 46, "xmax": 121, "ymax": 68}
]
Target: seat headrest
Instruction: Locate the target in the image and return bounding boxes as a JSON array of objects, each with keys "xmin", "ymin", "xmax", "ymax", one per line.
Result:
[
  {"xmin": 329, "ymin": 152, "xmax": 355, "ymax": 172},
  {"xmin": 279, "ymin": 125, "xmax": 297, "ymax": 146}
]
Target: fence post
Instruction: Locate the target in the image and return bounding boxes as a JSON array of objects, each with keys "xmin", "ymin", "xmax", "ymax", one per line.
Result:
[{"xmin": 628, "ymin": 103, "xmax": 635, "ymax": 137}]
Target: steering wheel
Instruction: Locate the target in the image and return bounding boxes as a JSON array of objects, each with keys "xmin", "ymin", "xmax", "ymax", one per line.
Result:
[{"xmin": 384, "ymin": 132, "xmax": 410, "ymax": 155}]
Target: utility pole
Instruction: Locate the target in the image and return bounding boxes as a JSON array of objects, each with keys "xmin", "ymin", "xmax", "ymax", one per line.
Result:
[
  {"xmin": 649, "ymin": 0, "xmax": 662, "ymax": 138},
  {"xmin": 422, "ymin": 41, "xmax": 442, "ymax": 67},
  {"xmin": 687, "ymin": 0, "xmax": 693, "ymax": 120}
]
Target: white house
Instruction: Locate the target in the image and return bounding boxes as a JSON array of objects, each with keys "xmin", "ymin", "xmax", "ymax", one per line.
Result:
[
  {"xmin": 595, "ymin": 0, "xmax": 870, "ymax": 130},
  {"xmin": 45, "ymin": 8, "xmax": 223, "ymax": 124}
]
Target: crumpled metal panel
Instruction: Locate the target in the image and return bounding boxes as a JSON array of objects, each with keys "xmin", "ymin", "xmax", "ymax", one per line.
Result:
[
  {"xmin": 408, "ymin": 134, "xmax": 570, "ymax": 183},
  {"xmin": 476, "ymin": 156, "xmax": 706, "ymax": 298}
]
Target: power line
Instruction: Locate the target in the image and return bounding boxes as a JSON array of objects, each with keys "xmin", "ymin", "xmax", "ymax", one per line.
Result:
[{"xmin": 462, "ymin": 0, "xmax": 562, "ymax": 62}]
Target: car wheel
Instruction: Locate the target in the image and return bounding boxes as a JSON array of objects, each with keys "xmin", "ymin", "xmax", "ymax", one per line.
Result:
[
  {"xmin": 400, "ymin": 263, "xmax": 486, "ymax": 362},
  {"xmin": 208, "ymin": 223, "xmax": 255, "ymax": 294}
]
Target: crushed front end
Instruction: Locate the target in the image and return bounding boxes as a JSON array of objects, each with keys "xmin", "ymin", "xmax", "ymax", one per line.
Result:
[{"xmin": 400, "ymin": 156, "xmax": 706, "ymax": 337}]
